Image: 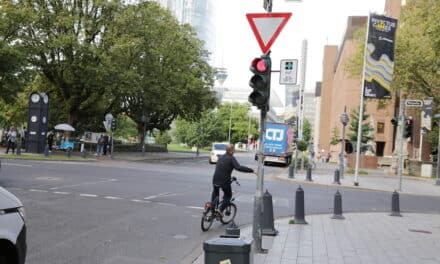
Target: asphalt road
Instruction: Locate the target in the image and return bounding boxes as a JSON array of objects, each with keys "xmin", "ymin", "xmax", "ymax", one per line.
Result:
[{"xmin": 1, "ymin": 153, "xmax": 440, "ymax": 264}]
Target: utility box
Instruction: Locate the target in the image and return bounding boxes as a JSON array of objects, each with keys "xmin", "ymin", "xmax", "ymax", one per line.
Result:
[{"xmin": 203, "ymin": 237, "xmax": 252, "ymax": 264}]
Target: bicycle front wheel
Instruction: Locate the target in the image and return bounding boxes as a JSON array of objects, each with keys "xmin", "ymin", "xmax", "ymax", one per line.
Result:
[
  {"xmin": 201, "ymin": 210, "xmax": 214, "ymax": 232},
  {"xmin": 220, "ymin": 203, "xmax": 237, "ymax": 224}
]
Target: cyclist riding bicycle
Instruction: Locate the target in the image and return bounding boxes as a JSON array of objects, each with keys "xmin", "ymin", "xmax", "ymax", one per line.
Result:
[{"xmin": 211, "ymin": 144, "xmax": 254, "ymax": 215}]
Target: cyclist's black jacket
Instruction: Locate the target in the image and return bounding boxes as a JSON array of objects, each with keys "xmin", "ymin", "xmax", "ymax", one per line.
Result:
[{"xmin": 212, "ymin": 153, "xmax": 253, "ymax": 186}]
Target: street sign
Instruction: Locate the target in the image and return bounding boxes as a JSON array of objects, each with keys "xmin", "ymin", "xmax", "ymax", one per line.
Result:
[
  {"xmin": 405, "ymin": 100, "xmax": 423, "ymax": 107},
  {"xmin": 246, "ymin": 13, "xmax": 292, "ymax": 54},
  {"xmin": 279, "ymin": 59, "xmax": 298, "ymax": 85}
]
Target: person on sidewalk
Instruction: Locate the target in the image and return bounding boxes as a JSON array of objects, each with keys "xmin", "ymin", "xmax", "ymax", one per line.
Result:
[
  {"xmin": 102, "ymin": 134, "xmax": 109, "ymax": 155},
  {"xmin": 96, "ymin": 135, "xmax": 104, "ymax": 156},
  {"xmin": 210, "ymin": 144, "xmax": 254, "ymax": 214},
  {"xmin": 47, "ymin": 131, "xmax": 54, "ymax": 152},
  {"xmin": 5, "ymin": 127, "xmax": 17, "ymax": 154}
]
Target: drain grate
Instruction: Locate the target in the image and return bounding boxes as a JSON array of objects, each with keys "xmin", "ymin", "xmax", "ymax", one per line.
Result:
[{"xmin": 408, "ymin": 229, "xmax": 432, "ymax": 234}]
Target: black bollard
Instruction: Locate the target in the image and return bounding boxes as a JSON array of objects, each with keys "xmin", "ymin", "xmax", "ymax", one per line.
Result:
[
  {"xmin": 305, "ymin": 166, "xmax": 313, "ymax": 182},
  {"xmin": 333, "ymin": 169, "xmax": 341, "ymax": 185},
  {"xmin": 44, "ymin": 145, "xmax": 50, "ymax": 157},
  {"xmin": 16, "ymin": 143, "xmax": 21, "ymax": 155},
  {"xmin": 331, "ymin": 190, "xmax": 345, "ymax": 219},
  {"xmin": 288, "ymin": 164, "xmax": 295, "ymax": 179},
  {"xmin": 294, "ymin": 186, "xmax": 307, "ymax": 224},
  {"xmin": 390, "ymin": 190, "xmax": 402, "ymax": 217},
  {"xmin": 262, "ymin": 190, "xmax": 279, "ymax": 236}
]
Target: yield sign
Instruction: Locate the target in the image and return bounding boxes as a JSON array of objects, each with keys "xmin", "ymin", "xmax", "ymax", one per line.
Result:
[{"xmin": 246, "ymin": 13, "xmax": 292, "ymax": 54}]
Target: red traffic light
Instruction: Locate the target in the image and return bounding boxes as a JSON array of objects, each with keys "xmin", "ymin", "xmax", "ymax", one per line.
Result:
[{"xmin": 250, "ymin": 58, "xmax": 268, "ymax": 73}]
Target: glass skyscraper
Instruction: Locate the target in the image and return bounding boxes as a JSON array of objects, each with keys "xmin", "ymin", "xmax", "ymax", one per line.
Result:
[{"xmin": 156, "ymin": 0, "xmax": 217, "ymax": 64}]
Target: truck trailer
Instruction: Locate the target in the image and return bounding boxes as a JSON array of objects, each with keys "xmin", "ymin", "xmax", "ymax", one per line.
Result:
[{"xmin": 262, "ymin": 122, "xmax": 294, "ymax": 166}]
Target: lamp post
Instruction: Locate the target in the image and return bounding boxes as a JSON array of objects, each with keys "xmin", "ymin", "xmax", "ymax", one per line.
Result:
[
  {"xmin": 141, "ymin": 114, "xmax": 147, "ymax": 157},
  {"xmin": 339, "ymin": 106, "xmax": 349, "ymax": 180},
  {"xmin": 435, "ymin": 113, "xmax": 440, "ymax": 185},
  {"xmin": 228, "ymin": 103, "xmax": 233, "ymax": 143}
]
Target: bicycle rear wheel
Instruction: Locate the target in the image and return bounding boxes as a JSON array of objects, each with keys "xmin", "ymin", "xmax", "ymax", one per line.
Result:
[
  {"xmin": 220, "ymin": 203, "xmax": 237, "ymax": 224},
  {"xmin": 201, "ymin": 210, "xmax": 214, "ymax": 232}
]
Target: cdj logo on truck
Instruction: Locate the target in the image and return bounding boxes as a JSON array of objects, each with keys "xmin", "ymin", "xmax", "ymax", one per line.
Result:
[{"xmin": 266, "ymin": 128, "xmax": 284, "ymax": 141}]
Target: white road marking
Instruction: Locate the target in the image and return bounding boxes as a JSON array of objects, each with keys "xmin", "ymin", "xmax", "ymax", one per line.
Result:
[
  {"xmin": 29, "ymin": 189, "xmax": 48, "ymax": 193},
  {"xmin": 79, "ymin": 193, "xmax": 98, "ymax": 198},
  {"xmin": 185, "ymin": 206, "xmax": 204, "ymax": 210},
  {"xmin": 157, "ymin": 202, "xmax": 176, "ymax": 207},
  {"xmin": 2, "ymin": 163, "xmax": 32, "ymax": 167},
  {"xmin": 53, "ymin": 191, "xmax": 70, "ymax": 195},
  {"xmin": 50, "ymin": 178, "xmax": 118, "ymax": 190},
  {"xmin": 104, "ymin": 196, "xmax": 123, "ymax": 200},
  {"xmin": 144, "ymin": 192, "xmax": 176, "ymax": 200},
  {"xmin": 130, "ymin": 199, "xmax": 151, "ymax": 203}
]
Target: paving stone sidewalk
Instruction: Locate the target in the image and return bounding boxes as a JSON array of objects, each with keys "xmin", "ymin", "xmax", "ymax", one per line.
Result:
[{"xmin": 193, "ymin": 213, "xmax": 440, "ymax": 264}]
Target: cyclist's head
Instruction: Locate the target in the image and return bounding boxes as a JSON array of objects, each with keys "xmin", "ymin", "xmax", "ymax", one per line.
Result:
[{"xmin": 226, "ymin": 144, "xmax": 235, "ymax": 155}]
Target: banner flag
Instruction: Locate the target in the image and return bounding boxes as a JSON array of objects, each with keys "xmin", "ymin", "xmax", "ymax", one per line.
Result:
[
  {"xmin": 421, "ymin": 97, "xmax": 433, "ymax": 132},
  {"xmin": 363, "ymin": 14, "xmax": 398, "ymax": 99}
]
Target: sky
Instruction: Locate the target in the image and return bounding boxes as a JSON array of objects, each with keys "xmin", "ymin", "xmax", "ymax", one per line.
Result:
[{"xmin": 213, "ymin": 0, "xmax": 385, "ymax": 105}]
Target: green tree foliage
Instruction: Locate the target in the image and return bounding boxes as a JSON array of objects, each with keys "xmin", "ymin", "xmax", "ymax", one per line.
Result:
[
  {"xmin": 216, "ymin": 103, "xmax": 258, "ymax": 144},
  {"xmin": 0, "ymin": 1, "xmax": 216, "ymax": 135},
  {"xmin": 106, "ymin": 2, "xmax": 216, "ymax": 137},
  {"xmin": 173, "ymin": 103, "xmax": 259, "ymax": 147},
  {"xmin": 348, "ymin": 104, "xmax": 374, "ymax": 149},
  {"xmin": 393, "ymin": 0, "xmax": 440, "ymax": 113},
  {"xmin": 302, "ymin": 118, "xmax": 312, "ymax": 143},
  {"xmin": 330, "ymin": 126, "xmax": 340, "ymax": 145}
]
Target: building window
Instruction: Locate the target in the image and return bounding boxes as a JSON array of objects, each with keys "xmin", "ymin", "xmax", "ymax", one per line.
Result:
[{"xmin": 377, "ymin": 122, "xmax": 385, "ymax": 134}]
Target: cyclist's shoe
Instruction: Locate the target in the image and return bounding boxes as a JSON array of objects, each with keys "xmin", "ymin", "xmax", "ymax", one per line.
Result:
[{"xmin": 215, "ymin": 209, "xmax": 223, "ymax": 218}]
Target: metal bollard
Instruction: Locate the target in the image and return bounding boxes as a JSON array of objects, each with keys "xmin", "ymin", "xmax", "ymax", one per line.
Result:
[
  {"xmin": 333, "ymin": 169, "xmax": 341, "ymax": 185},
  {"xmin": 294, "ymin": 186, "xmax": 307, "ymax": 224},
  {"xmin": 44, "ymin": 145, "xmax": 50, "ymax": 157},
  {"xmin": 390, "ymin": 190, "xmax": 402, "ymax": 217},
  {"xmin": 331, "ymin": 190, "xmax": 345, "ymax": 219},
  {"xmin": 16, "ymin": 143, "xmax": 21, "ymax": 155},
  {"xmin": 288, "ymin": 164, "xmax": 295, "ymax": 178},
  {"xmin": 305, "ymin": 166, "xmax": 313, "ymax": 181},
  {"xmin": 262, "ymin": 190, "xmax": 278, "ymax": 236}
]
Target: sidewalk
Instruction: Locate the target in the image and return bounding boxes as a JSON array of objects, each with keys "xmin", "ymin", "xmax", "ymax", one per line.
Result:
[
  {"xmin": 193, "ymin": 213, "xmax": 440, "ymax": 264},
  {"xmin": 275, "ymin": 162, "xmax": 440, "ymax": 197},
  {"xmin": 192, "ymin": 162, "xmax": 440, "ymax": 264}
]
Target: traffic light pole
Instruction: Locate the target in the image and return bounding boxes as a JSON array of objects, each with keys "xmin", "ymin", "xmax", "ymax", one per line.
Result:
[
  {"xmin": 253, "ymin": 108, "xmax": 266, "ymax": 253},
  {"xmin": 397, "ymin": 99, "xmax": 406, "ymax": 191}
]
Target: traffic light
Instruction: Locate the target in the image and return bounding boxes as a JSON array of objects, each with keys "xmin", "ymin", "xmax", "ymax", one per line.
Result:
[
  {"xmin": 111, "ymin": 118, "xmax": 117, "ymax": 131},
  {"xmin": 248, "ymin": 55, "xmax": 271, "ymax": 110},
  {"xmin": 391, "ymin": 116, "xmax": 398, "ymax": 126},
  {"xmin": 404, "ymin": 117, "xmax": 413, "ymax": 138}
]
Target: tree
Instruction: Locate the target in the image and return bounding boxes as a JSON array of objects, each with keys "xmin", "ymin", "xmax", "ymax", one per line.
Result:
[
  {"xmin": 347, "ymin": 104, "xmax": 374, "ymax": 151},
  {"xmin": 106, "ymin": 2, "xmax": 216, "ymax": 139},
  {"xmin": 302, "ymin": 118, "xmax": 312, "ymax": 143},
  {"xmin": 393, "ymin": 0, "xmax": 439, "ymax": 113},
  {"xmin": 216, "ymin": 103, "xmax": 258, "ymax": 143},
  {"xmin": 330, "ymin": 126, "xmax": 340, "ymax": 145}
]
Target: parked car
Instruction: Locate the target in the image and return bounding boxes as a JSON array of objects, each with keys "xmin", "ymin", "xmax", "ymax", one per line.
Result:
[
  {"xmin": 0, "ymin": 186, "xmax": 26, "ymax": 264},
  {"xmin": 209, "ymin": 142, "xmax": 228, "ymax": 164}
]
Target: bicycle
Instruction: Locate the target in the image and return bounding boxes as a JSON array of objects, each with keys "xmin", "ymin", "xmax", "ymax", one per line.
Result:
[{"xmin": 201, "ymin": 178, "xmax": 240, "ymax": 232}]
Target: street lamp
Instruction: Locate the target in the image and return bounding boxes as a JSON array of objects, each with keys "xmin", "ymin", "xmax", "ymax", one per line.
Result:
[
  {"xmin": 141, "ymin": 114, "xmax": 147, "ymax": 157},
  {"xmin": 228, "ymin": 103, "xmax": 233, "ymax": 143},
  {"xmin": 339, "ymin": 106, "xmax": 349, "ymax": 180},
  {"xmin": 434, "ymin": 113, "xmax": 440, "ymax": 185}
]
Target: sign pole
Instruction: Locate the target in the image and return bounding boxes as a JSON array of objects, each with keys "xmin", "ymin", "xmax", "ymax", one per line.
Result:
[{"xmin": 397, "ymin": 99, "xmax": 406, "ymax": 191}]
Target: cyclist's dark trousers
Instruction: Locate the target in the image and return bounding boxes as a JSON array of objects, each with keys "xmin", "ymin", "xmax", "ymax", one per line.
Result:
[{"xmin": 211, "ymin": 184, "xmax": 232, "ymax": 211}]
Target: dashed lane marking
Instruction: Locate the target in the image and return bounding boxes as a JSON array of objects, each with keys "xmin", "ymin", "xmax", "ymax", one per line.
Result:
[
  {"xmin": 185, "ymin": 206, "xmax": 204, "ymax": 210},
  {"xmin": 79, "ymin": 193, "xmax": 98, "ymax": 198},
  {"xmin": 29, "ymin": 189, "xmax": 48, "ymax": 193},
  {"xmin": 53, "ymin": 191, "xmax": 70, "ymax": 195},
  {"xmin": 104, "ymin": 196, "xmax": 123, "ymax": 200},
  {"xmin": 49, "ymin": 178, "xmax": 118, "ymax": 190}
]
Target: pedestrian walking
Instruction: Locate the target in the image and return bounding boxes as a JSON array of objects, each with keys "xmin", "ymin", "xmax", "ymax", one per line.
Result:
[
  {"xmin": 5, "ymin": 127, "xmax": 17, "ymax": 154},
  {"xmin": 96, "ymin": 135, "xmax": 104, "ymax": 156},
  {"xmin": 102, "ymin": 134, "xmax": 109, "ymax": 155},
  {"xmin": 47, "ymin": 131, "xmax": 54, "ymax": 152}
]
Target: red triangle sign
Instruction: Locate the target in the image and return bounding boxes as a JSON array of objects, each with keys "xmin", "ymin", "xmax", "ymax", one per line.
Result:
[{"xmin": 246, "ymin": 13, "xmax": 292, "ymax": 54}]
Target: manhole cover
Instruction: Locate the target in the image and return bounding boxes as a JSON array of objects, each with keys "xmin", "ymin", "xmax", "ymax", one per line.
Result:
[{"xmin": 408, "ymin": 229, "xmax": 432, "ymax": 234}]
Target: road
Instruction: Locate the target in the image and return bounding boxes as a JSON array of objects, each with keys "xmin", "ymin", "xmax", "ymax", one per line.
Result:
[{"xmin": 1, "ymin": 153, "xmax": 440, "ymax": 264}]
